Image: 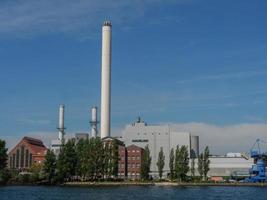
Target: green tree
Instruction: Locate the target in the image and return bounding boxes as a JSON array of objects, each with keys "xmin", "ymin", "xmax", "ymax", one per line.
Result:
[
  {"xmin": 0, "ymin": 140, "xmax": 8, "ymax": 172},
  {"xmin": 29, "ymin": 163, "xmax": 43, "ymax": 183},
  {"xmin": 43, "ymin": 149, "xmax": 56, "ymax": 184},
  {"xmin": 141, "ymin": 145, "xmax": 151, "ymax": 180},
  {"xmin": 175, "ymin": 145, "xmax": 189, "ymax": 182},
  {"xmin": 157, "ymin": 147, "xmax": 165, "ymax": 180},
  {"xmin": 203, "ymin": 146, "xmax": 210, "ymax": 181},
  {"xmin": 198, "ymin": 153, "xmax": 204, "ymax": 181},
  {"xmin": 169, "ymin": 148, "xmax": 175, "ymax": 180},
  {"xmin": 0, "ymin": 140, "xmax": 8, "ymax": 184},
  {"xmin": 56, "ymin": 139, "xmax": 77, "ymax": 182},
  {"xmin": 190, "ymin": 158, "xmax": 195, "ymax": 178}
]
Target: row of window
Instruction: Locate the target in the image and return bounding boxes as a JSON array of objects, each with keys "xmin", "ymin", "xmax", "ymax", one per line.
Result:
[
  {"xmin": 118, "ymin": 173, "xmax": 140, "ymax": 177},
  {"xmin": 127, "ymin": 150, "xmax": 140, "ymax": 153},
  {"xmin": 128, "ymin": 163, "xmax": 140, "ymax": 169},
  {"xmin": 119, "ymin": 163, "xmax": 141, "ymax": 169},
  {"xmin": 136, "ymin": 132, "xmax": 168, "ymax": 136},
  {"xmin": 128, "ymin": 156, "xmax": 140, "ymax": 160}
]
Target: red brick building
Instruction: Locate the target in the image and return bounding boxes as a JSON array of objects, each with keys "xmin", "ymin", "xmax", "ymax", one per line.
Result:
[
  {"xmin": 118, "ymin": 144, "xmax": 144, "ymax": 180},
  {"xmin": 8, "ymin": 137, "xmax": 47, "ymax": 171},
  {"xmin": 127, "ymin": 145, "xmax": 144, "ymax": 180},
  {"xmin": 118, "ymin": 145, "xmax": 127, "ymax": 179}
]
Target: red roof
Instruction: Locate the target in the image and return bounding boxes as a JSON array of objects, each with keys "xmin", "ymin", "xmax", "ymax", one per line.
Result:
[{"xmin": 8, "ymin": 136, "xmax": 47, "ymax": 156}]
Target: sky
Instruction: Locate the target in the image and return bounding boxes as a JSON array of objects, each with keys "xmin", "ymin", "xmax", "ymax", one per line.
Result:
[{"xmin": 1, "ymin": 0, "xmax": 267, "ymax": 154}]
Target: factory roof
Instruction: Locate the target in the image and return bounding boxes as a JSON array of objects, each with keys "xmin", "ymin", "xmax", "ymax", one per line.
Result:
[{"xmin": 8, "ymin": 136, "xmax": 47, "ymax": 156}]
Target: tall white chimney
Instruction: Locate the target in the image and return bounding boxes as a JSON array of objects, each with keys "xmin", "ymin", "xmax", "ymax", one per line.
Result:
[
  {"xmin": 58, "ymin": 104, "xmax": 65, "ymax": 143},
  {"xmin": 100, "ymin": 21, "xmax": 112, "ymax": 139},
  {"xmin": 90, "ymin": 106, "xmax": 98, "ymax": 137}
]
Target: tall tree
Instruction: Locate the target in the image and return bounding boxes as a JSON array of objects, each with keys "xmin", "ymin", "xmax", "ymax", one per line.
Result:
[
  {"xmin": 0, "ymin": 140, "xmax": 8, "ymax": 184},
  {"xmin": 169, "ymin": 148, "xmax": 174, "ymax": 180},
  {"xmin": 141, "ymin": 145, "xmax": 151, "ymax": 180},
  {"xmin": 203, "ymin": 146, "xmax": 210, "ymax": 181},
  {"xmin": 198, "ymin": 153, "xmax": 204, "ymax": 181},
  {"xmin": 56, "ymin": 139, "xmax": 77, "ymax": 182},
  {"xmin": 43, "ymin": 149, "xmax": 56, "ymax": 184},
  {"xmin": 190, "ymin": 158, "xmax": 195, "ymax": 178},
  {"xmin": 0, "ymin": 140, "xmax": 8, "ymax": 172},
  {"xmin": 175, "ymin": 145, "xmax": 189, "ymax": 182},
  {"xmin": 157, "ymin": 147, "xmax": 165, "ymax": 180}
]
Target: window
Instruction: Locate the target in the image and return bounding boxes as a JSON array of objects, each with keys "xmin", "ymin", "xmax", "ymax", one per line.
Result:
[
  {"xmin": 9, "ymin": 157, "xmax": 12, "ymax": 168},
  {"xmin": 16, "ymin": 149, "xmax": 20, "ymax": 168},
  {"xmin": 132, "ymin": 150, "xmax": 135, "ymax": 153},
  {"xmin": 132, "ymin": 157, "xmax": 135, "ymax": 160},
  {"xmin": 136, "ymin": 150, "xmax": 140, "ymax": 153},
  {"xmin": 25, "ymin": 149, "xmax": 29, "ymax": 168},
  {"xmin": 20, "ymin": 146, "xmax": 25, "ymax": 168},
  {"xmin": 12, "ymin": 154, "xmax": 15, "ymax": 169},
  {"xmin": 29, "ymin": 153, "xmax": 32, "ymax": 166},
  {"xmin": 136, "ymin": 156, "xmax": 140, "ymax": 160}
]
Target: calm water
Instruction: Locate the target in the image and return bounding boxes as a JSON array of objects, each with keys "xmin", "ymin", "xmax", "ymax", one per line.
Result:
[{"xmin": 0, "ymin": 186, "xmax": 266, "ymax": 200}]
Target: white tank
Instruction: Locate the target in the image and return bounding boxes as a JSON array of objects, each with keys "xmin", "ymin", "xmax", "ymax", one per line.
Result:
[{"xmin": 100, "ymin": 21, "xmax": 112, "ymax": 139}]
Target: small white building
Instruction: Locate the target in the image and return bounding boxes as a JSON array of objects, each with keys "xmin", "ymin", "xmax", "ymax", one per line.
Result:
[{"xmin": 208, "ymin": 153, "xmax": 253, "ymax": 177}]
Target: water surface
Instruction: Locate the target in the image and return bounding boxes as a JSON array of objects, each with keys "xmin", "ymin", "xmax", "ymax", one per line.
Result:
[{"xmin": 0, "ymin": 186, "xmax": 266, "ymax": 200}]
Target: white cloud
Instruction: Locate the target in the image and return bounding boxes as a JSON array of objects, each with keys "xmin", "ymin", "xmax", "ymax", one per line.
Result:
[{"xmin": 168, "ymin": 122, "xmax": 267, "ymax": 154}]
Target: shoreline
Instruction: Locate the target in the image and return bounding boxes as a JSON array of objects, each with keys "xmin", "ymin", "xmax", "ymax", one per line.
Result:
[
  {"xmin": 64, "ymin": 181, "xmax": 267, "ymax": 187},
  {"xmin": 2, "ymin": 181, "xmax": 267, "ymax": 187}
]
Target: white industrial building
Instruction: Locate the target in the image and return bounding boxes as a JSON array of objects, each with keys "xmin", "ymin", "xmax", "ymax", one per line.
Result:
[
  {"xmin": 122, "ymin": 118, "xmax": 199, "ymax": 178},
  {"xmin": 208, "ymin": 153, "xmax": 254, "ymax": 177}
]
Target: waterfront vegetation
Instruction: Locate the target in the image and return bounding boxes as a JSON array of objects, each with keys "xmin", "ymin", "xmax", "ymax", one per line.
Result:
[{"xmin": 0, "ymin": 138, "xmax": 212, "ymax": 186}]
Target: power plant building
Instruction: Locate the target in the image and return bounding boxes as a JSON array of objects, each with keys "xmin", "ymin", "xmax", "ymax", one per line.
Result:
[
  {"xmin": 8, "ymin": 137, "xmax": 47, "ymax": 170},
  {"xmin": 122, "ymin": 118, "xmax": 199, "ymax": 178}
]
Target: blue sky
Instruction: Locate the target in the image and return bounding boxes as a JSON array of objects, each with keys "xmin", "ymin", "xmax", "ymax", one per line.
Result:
[{"xmin": 1, "ymin": 0, "xmax": 267, "ymax": 153}]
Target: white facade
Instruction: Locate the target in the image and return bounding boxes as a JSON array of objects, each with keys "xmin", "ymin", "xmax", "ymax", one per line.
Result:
[
  {"xmin": 208, "ymin": 155, "xmax": 253, "ymax": 177},
  {"xmin": 122, "ymin": 118, "xmax": 198, "ymax": 177},
  {"xmin": 100, "ymin": 21, "xmax": 112, "ymax": 139}
]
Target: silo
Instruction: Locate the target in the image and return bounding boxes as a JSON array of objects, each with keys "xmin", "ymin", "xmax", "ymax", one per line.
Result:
[{"xmin": 190, "ymin": 135, "xmax": 199, "ymax": 158}]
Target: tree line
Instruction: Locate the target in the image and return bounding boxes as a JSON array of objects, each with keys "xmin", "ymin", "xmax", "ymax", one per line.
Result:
[
  {"xmin": 143, "ymin": 145, "xmax": 210, "ymax": 181},
  {"xmin": 44, "ymin": 137, "xmax": 119, "ymax": 184},
  {"xmin": 0, "ymin": 138, "xmax": 210, "ymax": 184}
]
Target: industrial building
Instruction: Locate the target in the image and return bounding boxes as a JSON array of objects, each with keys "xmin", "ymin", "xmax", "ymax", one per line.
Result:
[
  {"xmin": 8, "ymin": 137, "xmax": 47, "ymax": 170},
  {"xmin": 118, "ymin": 145, "xmax": 144, "ymax": 180},
  {"xmin": 208, "ymin": 153, "xmax": 254, "ymax": 177},
  {"xmin": 122, "ymin": 117, "xmax": 199, "ymax": 178}
]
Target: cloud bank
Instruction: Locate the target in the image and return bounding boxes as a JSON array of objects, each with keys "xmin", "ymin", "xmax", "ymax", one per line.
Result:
[{"xmin": 169, "ymin": 122, "xmax": 267, "ymax": 154}]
